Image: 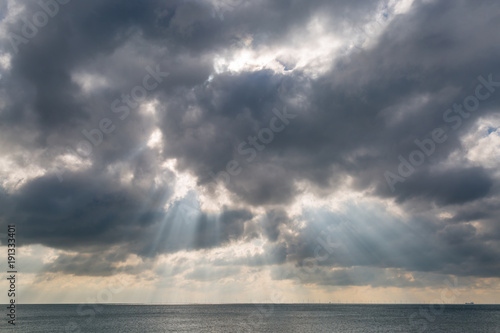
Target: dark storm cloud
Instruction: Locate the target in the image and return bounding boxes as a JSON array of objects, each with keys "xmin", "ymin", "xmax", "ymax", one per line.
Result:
[
  {"xmin": 0, "ymin": 0, "xmax": 499, "ymax": 283},
  {"xmin": 262, "ymin": 209, "xmax": 289, "ymax": 241},
  {"xmin": 390, "ymin": 167, "xmax": 493, "ymax": 205},
  {"xmin": 0, "ymin": 169, "xmax": 254, "ymax": 261},
  {"xmin": 192, "ymin": 208, "xmax": 254, "ymax": 249},
  {"xmin": 148, "ymin": 0, "xmax": 500, "ymax": 208},
  {"xmin": 0, "ymin": 167, "xmax": 173, "ymax": 250},
  {"xmin": 41, "ymin": 253, "xmax": 141, "ymax": 277}
]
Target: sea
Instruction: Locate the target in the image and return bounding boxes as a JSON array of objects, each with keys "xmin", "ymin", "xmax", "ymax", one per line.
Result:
[{"xmin": 2, "ymin": 304, "xmax": 500, "ymax": 332}]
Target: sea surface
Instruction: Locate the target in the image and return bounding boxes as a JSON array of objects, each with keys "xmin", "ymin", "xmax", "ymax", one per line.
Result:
[{"xmin": 3, "ymin": 304, "xmax": 500, "ymax": 332}]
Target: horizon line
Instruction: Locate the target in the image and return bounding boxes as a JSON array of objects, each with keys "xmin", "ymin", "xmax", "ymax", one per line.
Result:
[{"xmin": 9, "ymin": 302, "xmax": 499, "ymax": 305}]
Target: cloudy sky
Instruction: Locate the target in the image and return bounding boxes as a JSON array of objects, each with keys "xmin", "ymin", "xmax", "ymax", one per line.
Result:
[{"xmin": 1, "ymin": 0, "xmax": 500, "ymax": 304}]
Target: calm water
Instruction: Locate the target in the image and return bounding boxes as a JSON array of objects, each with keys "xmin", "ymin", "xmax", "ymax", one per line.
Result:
[{"xmin": 2, "ymin": 304, "xmax": 499, "ymax": 332}]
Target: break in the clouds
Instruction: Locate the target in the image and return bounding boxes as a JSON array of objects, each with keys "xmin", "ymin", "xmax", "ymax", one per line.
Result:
[{"xmin": 0, "ymin": 0, "xmax": 500, "ymax": 303}]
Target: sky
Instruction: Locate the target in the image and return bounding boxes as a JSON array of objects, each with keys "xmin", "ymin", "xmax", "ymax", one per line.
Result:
[{"xmin": 0, "ymin": 0, "xmax": 500, "ymax": 305}]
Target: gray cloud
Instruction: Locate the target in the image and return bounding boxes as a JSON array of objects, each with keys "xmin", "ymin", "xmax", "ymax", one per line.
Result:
[{"xmin": 0, "ymin": 0, "xmax": 499, "ymax": 287}]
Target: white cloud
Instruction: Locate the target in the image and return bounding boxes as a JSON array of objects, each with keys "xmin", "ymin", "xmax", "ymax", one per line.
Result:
[{"xmin": 71, "ymin": 71, "xmax": 109, "ymax": 93}]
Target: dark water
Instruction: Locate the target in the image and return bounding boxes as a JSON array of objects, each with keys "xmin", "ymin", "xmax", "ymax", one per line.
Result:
[{"xmin": 2, "ymin": 304, "xmax": 500, "ymax": 332}]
